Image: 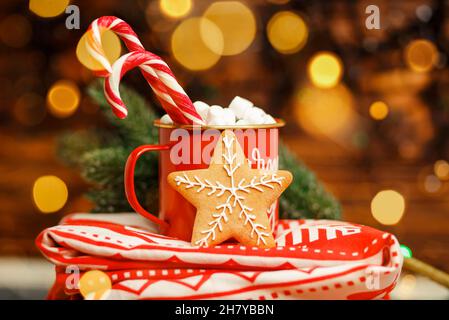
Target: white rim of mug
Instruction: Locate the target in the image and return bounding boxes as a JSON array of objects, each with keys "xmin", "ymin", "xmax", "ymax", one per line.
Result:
[{"xmin": 154, "ymin": 118, "xmax": 285, "ymax": 130}]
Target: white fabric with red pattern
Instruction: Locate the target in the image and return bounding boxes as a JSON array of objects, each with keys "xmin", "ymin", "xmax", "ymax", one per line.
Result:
[{"xmin": 36, "ymin": 213, "xmax": 402, "ymax": 300}]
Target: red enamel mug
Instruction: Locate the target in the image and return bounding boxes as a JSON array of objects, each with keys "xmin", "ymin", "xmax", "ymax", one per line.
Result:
[{"xmin": 124, "ymin": 119, "xmax": 285, "ymax": 241}]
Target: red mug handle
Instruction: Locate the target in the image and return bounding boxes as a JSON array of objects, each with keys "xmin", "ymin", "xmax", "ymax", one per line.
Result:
[{"xmin": 124, "ymin": 144, "xmax": 171, "ymax": 231}]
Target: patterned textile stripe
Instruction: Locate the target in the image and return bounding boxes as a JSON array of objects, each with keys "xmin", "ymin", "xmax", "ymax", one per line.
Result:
[{"xmin": 36, "ymin": 213, "xmax": 403, "ymax": 300}]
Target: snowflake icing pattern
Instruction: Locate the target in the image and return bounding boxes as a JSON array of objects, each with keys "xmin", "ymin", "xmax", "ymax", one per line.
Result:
[{"xmin": 174, "ymin": 135, "xmax": 285, "ymax": 246}]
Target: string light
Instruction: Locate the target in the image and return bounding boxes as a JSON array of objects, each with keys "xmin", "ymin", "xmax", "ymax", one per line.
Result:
[
  {"xmin": 405, "ymin": 39, "xmax": 438, "ymax": 73},
  {"xmin": 32, "ymin": 175, "xmax": 68, "ymax": 213},
  {"xmin": 29, "ymin": 0, "xmax": 70, "ymax": 18},
  {"xmin": 76, "ymin": 30, "xmax": 122, "ymax": 72},
  {"xmin": 371, "ymin": 190, "xmax": 405, "ymax": 225},
  {"xmin": 295, "ymin": 84, "xmax": 356, "ymax": 138},
  {"xmin": 171, "ymin": 17, "xmax": 223, "ymax": 70},
  {"xmin": 267, "ymin": 11, "xmax": 308, "ymax": 54},
  {"xmin": 203, "ymin": 1, "xmax": 256, "ymax": 56},
  {"xmin": 416, "ymin": 5, "xmax": 433, "ymax": 22},
  {"xmin": 47, "ymin": 80, "xmax": 80, "ymax": 118},
  {"xmin": 434, "ymin": 160, "xmax": 449, "ymax": 180},
  {"xmin": 79, "ymin": 270, "xmax": 112, "ymax": 300},
  {"xmin": 397, "ymin": 274, "xmax": 416, "ymax": 297},
  {"xmin": 308, "ymin": 52, "xmax": 343, "ymax": 89},
  {"xmin": 159, "ymin": 0, "xmax": 192, "ymax": 18},
  {"xmin": 369, "ymin": 101, "xmax": 389, "ymax": 120},
  {"xmin": 423, "ymin": 174, "xmax": 442, "ymax": 193},
  {"xmin": 400, "ymin": 244, "xmax": 413, "ymax": 259}
]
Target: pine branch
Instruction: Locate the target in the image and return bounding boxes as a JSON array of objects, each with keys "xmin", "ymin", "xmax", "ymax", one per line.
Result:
[
  {"xmin": 57, "ymin": 130, "xmax": 102, "ymax": 167},
  {"xmin": 87, "ymin": 80, "xmax": 159, "ymax": 147}
]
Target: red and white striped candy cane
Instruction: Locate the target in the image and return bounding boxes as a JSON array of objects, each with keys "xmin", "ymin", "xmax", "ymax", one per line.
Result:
[
  {"xmin": 87, "ymin": 16, "xmax": 203, "ymax": 124},
  {"xmin": 86, "ymin": 16, "xmax": 145, "ymax": 76},
  {"xmin": 105, "ymin": 51, "xmax": 204, "ymax": 124}
]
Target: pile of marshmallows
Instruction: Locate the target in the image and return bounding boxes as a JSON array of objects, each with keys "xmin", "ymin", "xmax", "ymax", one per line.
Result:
[{"xmin": 160, "ymin": 96, "xmax": 276, "ymax": 126}]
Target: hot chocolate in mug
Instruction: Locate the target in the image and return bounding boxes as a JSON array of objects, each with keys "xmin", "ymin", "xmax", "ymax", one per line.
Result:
[{"xmin": 124, "ymin": 119, "xmax": 285, "ymax": 241}]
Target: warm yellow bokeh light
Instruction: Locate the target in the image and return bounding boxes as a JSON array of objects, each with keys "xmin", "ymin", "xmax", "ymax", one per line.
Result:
[
  {"xmin": 397, "ymin": 274, "xmax": 416, "ymax": 297},
  {"xmin": 160, "ymin": 0, "xmax": 192, "ymax": 18},
  {"xmin": 434, "ymin": 160, "xmax": 449, "ymax": 180},
  {"xmin": 47, "ymin": 80, "xmax": 80, "ymax": 118},
  {"xmin": 76, "ymin": 30, "xmax": 122, "ymax": 72},
  {"xmin": 32, "ymin": 175, "xmax": 68, "ymax": 213},
  {"xmin": 308, "ymin": 52, "xmax": 343, "ymax": 89},
  {"xmin": 405, "ymin": 39, "xmax": 438, "ymax": 73},
  {"xmin": 295, "ymin": 84, "xmax": 356, "ymax": 137},
  {"xmin": 371, "ymin": 190, "xmax": 405, "ymax": 225},
  {"xmin": 369, "ymin": 101, "xmax": 389, "ymax": 120},
  {"xmin": 172, "ymin": 17, "xmax": 223, "ymax": 71},
  {"xmin": 267, "ymin": 11, "xmax": 308, "ymax": 54},
  {"xmin": 29, "ymin": 0, "xmax": 70, "ymax": 18},
  {"xmin": 79, "ymin": 270, "xmax": 112, "ymax": 300},
  {"xmin": 423, "ymin": 174, "xmax": 442, "ymax": 193},
  {"xmin": 203, "ymin": 1, "xmax": 256, "ymax": 56}
]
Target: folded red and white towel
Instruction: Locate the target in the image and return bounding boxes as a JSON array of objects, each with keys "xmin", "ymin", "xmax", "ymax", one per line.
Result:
[{"xmin": 36, "ymin": 213, "xmax": 402, "ymax": 300}]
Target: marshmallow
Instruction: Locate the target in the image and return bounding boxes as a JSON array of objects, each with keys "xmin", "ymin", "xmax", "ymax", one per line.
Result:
[
  {"xmin": 263, "ymin": 114, "xmax": 276, "ymax": 124},
  {"xmin": 229, "ymin": 96, "xmax": 254, "ymax": 119},
  {"xmin": 243, "ymin": 106, "xmax": 266, "ymax": 124},
  {"xmin": 222, "ymin": 108, "xmax": 236, "ymax": 125},
  {"xmin": 207, "ymin": 105, "xmax": 236, "ymax": 125},
  {"xmin": 193, "ymin": 101, "xmax": 210, "ymax": 122},
  {"xmin": 209, "ymin": 105, "xmax": 223, "ymax": 113},
  {"xmin": 160, "ymin": 114, "xmax": 173, "ymax": 124},
  {"xmin": 206, "ymin": 105, "xmax": 224, "ymax": 125}
]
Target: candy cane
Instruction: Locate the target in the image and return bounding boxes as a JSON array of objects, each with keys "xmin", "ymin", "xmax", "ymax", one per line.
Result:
[
  {"xmin": 105, "ymin": 51, "xmax": 204, "ymax": 124},
  {"xmin": 86, "ymin": 16, "xmax": 145, "ymax": 75},
  {"xmin": 87, "ymin": 16, "xmax": 203, "ymax": 124}
]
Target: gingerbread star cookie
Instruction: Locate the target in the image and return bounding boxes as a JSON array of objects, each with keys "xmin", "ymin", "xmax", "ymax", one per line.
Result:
[{"xmin": 167, "ymin": 130, "xmax": 292, "ymax": 248}]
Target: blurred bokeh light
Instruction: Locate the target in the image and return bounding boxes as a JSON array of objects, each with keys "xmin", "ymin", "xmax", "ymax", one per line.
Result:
[
  {"xmin": 29, "ymin": 0, "xmax": 70, "ymax": 18},
  {"xmin": 308, "ymin": 52, "xmax": 343, "ymax": 89},
  {"xmin": 203, "ymin": 1, "xmax": 256, "ymax": 56},
  {"xmin": 171, "ymin": 17, "xmax": 224, "ymax": 70},
  {"xmin": 400, "ymin": 244, "xmax": 413, "ymax": 258},
  {"xmin": 76, "ymin": 30, "xmax": 122, "ymax": 72},
  {"xmin": 47, "ymin": 80, "xmax": 80, "ymax": 118},
  {"xmin": 369, "ymin": 101, "xmax": 389, "ymax": 120},
  {"xmin": 371, "ymin": 190, "xmax": 405, "ymax": 225},
  {"xmin": 267, "ymin": 11, "xmax": 308, "ymax": 54},
  {"xmin": 79, "ymin": 270, "xmax": 112, "ymax": 300},
  {"xmin": 434, "ymin": 160, "xmax": 449, "ymax": 181},
  {"xmin": 295, "ymin": 84, "xmax": 356, "ymax": 139},
  {"xmin": 396, "ymin": 274, "xmax": 417, "ymax": 297},
  {"xmin": 159, "ymin": 0, "xmax": 192, "ymax": 18},
  {"xmin": 405, "ymin": 39, "xmax": 438, "ymax": 73},
  {"xmin": 32, "ymin": 176, "xmax": 68, "ymax": 213},
  {"xmin": 423, "ymin": 174, "xmax": 442, "ymax": 193}
]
